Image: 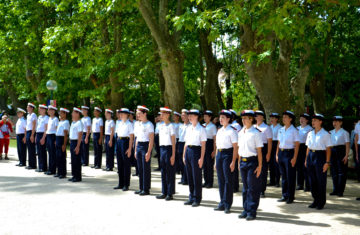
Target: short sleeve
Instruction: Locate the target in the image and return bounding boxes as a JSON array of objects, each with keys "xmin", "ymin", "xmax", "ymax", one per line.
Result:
[
  {"xmin": 100, "ymin": 118, "xmax": 104, "ymax": 126},
  {"xmin": 265, "ymin": 127, "xmax": 273, "ymax": 139},
  {"xmin": 305, "ymin": 132, "xmax": 311, "ymax": 146},
  {"xmin": 44, "ymin": 116, "xmax": 49, "ymax": 124},
  {"xmin": 148, "ymin": 123, "xmax": 154, "ymax": 133},
  {"xmin": 129, "ymin": 122, "xmax": 134, "ymax": 135},
  {"xmin": 200, "ymin": 128, "xmax": 207, "ymax": 142},
  {"xmin": 255, "ymin": 132, "xmax": 264, "ymax": 148},
  {"xmin": 110, "ymin": 121, "xmax": 115, "ymax": 129},
  {"xmin": 170, "ymin": 124, "xmax": 175, "ymax": 136},
  {"xmin": 324, "ymin": 133, "xmax": 332, "ymax": 147},
  {"xmin": 54, "ymin": 118, "xmax": 59, "ymax": 127},
  {"xmin": 230, "ymin": 130, "xmax": 238, "ymax": 144},
  {"xmin": 65, "ymin": 121, "xmax": 70, "ymax": 131},
  {"xmin": 211, "ymin": 125, "xmax": 217, "ymax": 137},
  {"xmin": 293, "ymin": 128, "xmax": 300, "ymax": 142},
  {"xmin": 344, "ymin": 131, "xmax": 350, "ymax": 143}
]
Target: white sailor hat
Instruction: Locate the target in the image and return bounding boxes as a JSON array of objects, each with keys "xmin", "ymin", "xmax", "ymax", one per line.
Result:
[
  {"xmin": 181, "ymin": 109, "xmax": 189, "ymax": 114},
  {"xmin": 119, "ymin": 108, "xmax": 130, "ymax": 114},
  {"xmin": 94, "ymin": 107, "xmax": 102, "ymax": 112},
  {"xmin": 241, "ymin": 110, "xmax": 255, "ymax": 117},
  {"xmin": 333, "ymin": 115, "xmax": 343, "ymax": 121},
  {"xmin": 313, "ymin": 113, "xmax": 325, "ymax": 121},
  {"xmin": 270, "ymin": 112, "xmax": 280, "ymax": 118},
  {"xmin": 255, "ymin": 110, "xmax": 265, "ymax": 117},
  {"xmin": 300, "ymin": 113, "xmax": 311, "ymax": 120},
  {"xmin": 60, "ymin": 108, "xmax": 70, "ymax": 113},
  {"xmin": 160, "ymin": 107, "xmax": 172, "ymax": 113},
  {"xmin": 188, "ymin": 109, "xmax": 200, "ymax": 115},
  {"xmin": 173, "ymin": 111, "xmax": 181, "ymax": 116},
  {"xmin": 157, "ymin": 112, "xmax": 162, "ymax": 115},
  {"xmin": 48, "ymin": 105, "xmax": 57, "ymax": 111},
  {"xmin": 229, "ymin": 109, "xmax": 237, "ymax": 116},
  {"xmin": 219, "ymin": 109, "xmax": 232, "ymax": 117},
  {"xmin": 130, "ymin": 110, "xmax": 135, "ymax": 115},
  {"xmin": 73, "ymin": 107, "xmax": 82, "ymax": 113},
  {"xmin": 27, "ymin": 103, "xmax": 36, "ymax": 108},
  {"xmin": 39, "ymin": 104, "xmax": 48, "ymax": 109},
  {"xmin": 17, "ymin": 108, "xmax": 26, "ymax": 113},
  {"xmin": 116, "ymin": 109, "xmax": 120, "ymax": 113},
  {"xmin": 204, "ymin": 110, "xmax": 213, "ymax": 116},
  {"xmin": 282, "ymin": 110, "xmax": 295, "ymax": 118},
  {"xmin": 137, "ymin": 105, "xmax": 149, "ymax": 112},
  {"xmin": 105, "ymin": 108, "xmax": 113, "ymax": 114},
  {"xmin": 81, "ymin": 106, "xmax": 89, "ymax": 110}
]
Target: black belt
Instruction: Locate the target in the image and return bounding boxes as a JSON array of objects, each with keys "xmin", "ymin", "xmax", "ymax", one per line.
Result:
[
  {"xmin": 218, "ymin": 148, "xmax": 233, "ymax": 152},
  {"xmin": 279, "ymin": 148, "xmax": 294, "ymax": 152},
  {"xmin": 332, "ymin": 145, "xmax": 345, "ymax": 148},
  {"xmin": 309, "ymin": 149, "xmax": 326, "ymax": 153},
  {"xmin": 138, "ymin": 141, "xmax": 149, "ymax": 144},
  {"xmin": 188, "ymin": 145, "xmax": 201, "ymax": 148},
  {"xmin": 241, "ymin": 156, "xmax": 257, "ymax": 162},
  {"xmin": 118, "ymin": 137, "xmax": 129, "ymax": 140}
]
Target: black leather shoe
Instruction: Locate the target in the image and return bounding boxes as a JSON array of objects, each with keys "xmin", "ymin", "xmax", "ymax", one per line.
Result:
[
  {"xmin": 224, "ymin": 208, "xmax": 231, "ymax": 214},
  {"xmin": 94, "ymin": 166, "xmax": 101, "ymax": 169},
  {"xmin": 16, "ymin": 163, "xmax": 21, "ymax": 166},
  {"xmin": 304, "ymin": 188, "xmax": 310, "ymax": 192},
  {"xmin": 337, "ymin": 193, "xmax": 343, "ymax": 197},
  {"xmin": 154, "ymin": 168, "xmax": 161, "ymax": 171},
  {"xmin": 308, "ymin": 202, "xmax": 317, "ymax": 208},
  {"xmin": 108, "ymin": 168, "xmax": 113, "ymax": 171},
  {"xmin": 296, "ymin": 186, "xmax": 304, "ymax": 190},
  {"xmin": 206, "ymin": 185, "xmax": 213, "ymax": 189},
  {"xmin": 140, "ymin": 191, "xmax": 150, "ymax": 196},
  {"xmin": 178, "ymin": 181, "xmax": 184, "ymax": 185},
  {"xmin": 68, "ymin": 178, "xmax": 74, "ymax": 182},
  {"xmin": 184, "ymin": 200, "xmax": 193, "ymax": 205},
  {"xmin": 183, "ymin": 182, "xmax": 189, "ymax": 185},
  {"xmin": 46, "ymin": 172, "xmax": 54, "ymax": 175},
  {"xmin": 329, "ymin": 191, "xmax": 338, "ymax": 196},
  {"xmin": 267, "ymin": 183, "xmax": 275, "ymax": 186},
  {"xmin": 132, "ymin": 173, "xmax": 139, "ymax": 176},
  {"xmin": 122, "ymin": 186, "xmax": 129, "ymax": 191},
  {"xmin": 156, "ymin": 194, "xmax": 166, "ymax": 199},
  {"xmin": 286, "ymin": 199, "xmax": 294, "ymax": 204},
  {"xmin": 356, "ymin": 197, "xmax": 360, "ymax": 201},
  {"xmin": 82, "ymin": 164, "xmax": 86, "ymax": 166},
  {"xmin": 165, "ymin": 195, "xmax": 173, "ymax": 201},
  {"xmin": 35, "ymin": 169, "xmax": 44, "ymax": 172},
  {"xmin": 26, "ymin": 166, "xmax": 36, "ymax": 170},
  {"xmin": 260, "ymin": 192, "xmax": 265, "ymax": 198},
  {"xmin": 113, "ymin": 185, "xmax": 122, "ymax": 190},
  {"xmin": 192, "ymin": 202, "xmax": 200, "ymax": 207},
  {"xmin": 202, "ymin": 183, "xmax": 207, "ymax": 187},
  {"xmin": 214, "ymin": 206, "xmax": 225, "ymax": 211},
  {"xmin": 19, "ymin": 164, "xmax": 25, "ymax": 167},
  {"xmin": 72, "ymin": 178, "xmax": 82, "ymax": 182},
  {"xmin": 238, "ymin": 212, "xmax": 247, "ymax": 219},
  {"xmin": 277, "ymin": 197, "xmax": 287, "ymax": 202},
  {"xmin": 91, "ymin": 165, "xmax": 96, "ymax": 168},
  {"xmin": 316, "ymin": 205, "xmax": 324, "ymax": 210},
  {"xmin": 275, "ymin": 184, "xmax": 280, "ymax": 187},
  {"xmin": 59, "ymin": 175, "xmax": 66, "ymax": 179},
  {"xmin": 246, "ymin": 215, "xmax": 256, "ymax": 221},
  {"xmin": 54, "ymin": 174, "xmax": 59, "ymax": 177},
  {"xmin": 135, "ymin": 190, "xmax": 142, "ymax": 194}
]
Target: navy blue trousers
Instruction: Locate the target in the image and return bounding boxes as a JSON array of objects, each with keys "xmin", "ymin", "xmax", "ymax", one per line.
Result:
[
  {"xmin": 70, "ymin": 140, "xmax": 82, "ymax": 180},
  {"xmin": 26, "ymin": 131, "xmax": 36, "ymax": 168},
  {"xmin": 240, "ymin": 157, "xmax": 261, "ymax": 217},
  {"xmin": 116, "ymin": 138, "xmax": 131, "ymax": 187},
  {"xmin": 16, "ymin": 134, "xmax": 26, "ymax": 165},
  {"xmin": 278, "ymin": 149, "xmax": 296, "ymax": 200},
  {"xmin": 137, "ymin": 142, "xmax": 151, "ymax": 192},
  {"xmin": 93, "ymin": 133, "xmax": 102, "ymax": 167},
  {"xmin": 203, "ymin": 139, "xmax": 215, "ymax": 186},
  {"xmin": 296, "ymin": 143, "xmax": 310, "ymax": 189},
  {"xmin": 233, "ymin": 158, "xmax": 239, "ymax": 192},
  {"xmin": 131, "ymin": 138, "xmax": 138, "ymax": 174},
  {"xmin": 330, "ymin": 145, "xmax": 347, "ymax": 194},
  {"xmin": 105, "ymin": 135, "xmax": 114, "ymax": 169},
  {"xmin": 36, "ymin": 133, "xmax": 47, "ymax": 171},
  {"xmin": 46, "ymin": 134, "xmax": 56, "ymax": 173},
  {"xmin": 260, "ymin": 144, "xmax": 269, "ymax": 193},
  {"xmin": 160, "ymin": 146, "xmax": 175, "ymax": 196},
  {"xmin": 177, "ymin": 142, "xmax": 188, "ymax": 183},
  {"xmin": 306, "ymin": 150, "xmax": 327, "ymax": 208},
  {"xmin": 185, "ymin": 146, "xmax": 202, "ymax": 203},
  {"xmin": 216, "ymin": 149, "xmax": 234, "ymax": 209},
  {"xmin": 56, "ymin": 136, "xmax": 67, "ymax": 176},
  {"xmin": 81, "ymin": 133, "xmax": 89, "ymax": 165},
  {"xmin": 269, "ymin": 140, "xmax": 281, "ymax": 185},
  {"xmin": 154, "ymin": 134, "xmax": 160, "ymax": 169}
]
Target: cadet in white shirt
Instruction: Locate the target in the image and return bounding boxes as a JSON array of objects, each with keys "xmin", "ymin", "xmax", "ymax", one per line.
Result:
[
  {"xmin": 276, "ymin": 111, "xmax": 300, "ymax": 204},
  {"xmin": 26, "ymin": 103, "xmax": 37, "ymax": 169},
  {"xmin": 173, "ymin": 111, "xmax": 181, "ymax": 174},
  {"xmin": 238, "ymin": 110, "xmax": 263, "ymax": 221},
  {"xmin": 269, "ymin": 113, "xmax": 282, "ymax": 187},
  {"xmin": 229, "ymin": 109, "xmax": 241, "ymax": 193},
  {"xmin": 15, "ymin": 108, "xmax": 27, "ymax": 166},
  {"xmin": 202, "ymin": 110, "xmax": 217, "ymax": 188},
  {"xmin": 114, "ymin": 108, "xmax": 134, "ymax": 191},
  {"xmin": 134, "ymin": 105, "xmax": 154, "ymax": 196},
  {"xmin": 69, "ymin": 107, "xmax": 83, "ymax": 182},
  {"xmin": 81, "ymin": 106, "xmax": 91, "ymax": 166},
  {"xmin": 45, "ymin": 105, "xmax": 59, "ymax": 175},
  {"xmin": 254, "ymin": 110, "xmax": 273, "ymax": 197},
  {"xmin": 104, "ymin": 109, "xmax": 115, "ymax": 171},
  {"xmin": 178, "ymin": 109, "xmax": 189, "ymax": 185},
  {"xmin": 92, "ymin": 107, "xmax": 104, "ymax": 169},
  {"xmin": 305, "ymin": 114, "xmax": 332, "ymax": 210},
  {"xmin": 55, "ymin": 108, "xmax": 70, "ymax": 178},
  {"xmin": 154, "ymin": 112, "xmax": 162, "ymax": 171},
  {"xmin": 36, "ymin": 104, "xmax": 49, "ymax": 173},
  {"xmin": 296, "ymin": 113, "xmax": 312, "ymax": 191},
  {"xmin": 214, "ymin": 110, "xmax": 238, "ymax": 214},
  {"xmin": 329, "ymin": 116, "xmax": 350, "ymax": 197},
  {"xmin": 156, "ymin": 107, "xmax": 176, "ymax": 201},
  {"xmin": 129, "ymin": 110, "xmax": 139, "ymax": 177},
  {"xmin": 183, "ymin": 109, "xmax": 207, "ymax": 207}
]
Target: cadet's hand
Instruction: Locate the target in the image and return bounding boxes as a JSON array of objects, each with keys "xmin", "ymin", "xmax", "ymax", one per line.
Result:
[
  {"xmin": 40, "ymin": 138, "xmax": 45, "ymax": 145},
  {"xmin": 126, "ymin": 148, "xmax": 132, "ymax": 158},
  {"xmin": 304, "ymin": 161, "xmax": 307, "ymax": 168},
  {"xmin": 62, "ymin": 145, "xmax": 66, "ymax": 152},
  {"xmin": 290, "ymin": 157, "xmax": 297, "ymax": 167},
  {"xmin": 342, "ymin": 156, "xmax": 348, "ymax": 165},
  {"xmin": 109, "ymin": 140, "xmax": 112, "ymax": 148},
  {"xmin": 183, "ymin": 156, "xmax": 186, "ymax": 164},
  {"xmin": 254, "ymin": 166, "xmax": 262, "ymax": 178},
  {"xmin": 323, "ymin": 163, "xmax": 329, "ymax": 173},
  {"xmin": 30, "ymin": 135, "xmax": 34, "ymax": 143},
  {"xmin": 22, "ymin": 137, "xmax": 26, "ymax": 144},
  {"xmin": 145, "ymin": 152, "xmax": 151, "ymax": 162},
  {"xmin": 198, "ymin": 158, "xmax": 203, "ymax": 168},
  {"xmin": 85, "ymin": 138, "xmax": 88, "ymax": 144},
  {"xmin": 211, "ymin": 151, "xmax": 216, "ymax": 158},
  {"xmin": 170, "ymin": 155, "xmax": 175, "ymax": 166},
  {"xmin": 276, "ymin": 155, "xmax": 278, "ymax": 163},
  {"xmin": 134, "ymin": 152, "xmax": 137, "ymax": 160},
  {"xmin": 230, "ymin": 161, "xmax": 235, "ymax": 172},
  {"xmin": 98, "ymin": 139, "xmax": 102, "ymax": 145},
  {"xmin": 75, "ymin": 146, "xmax": 80, "ymax": 155},
  {"xmin": 266, "ymin": 153, "xmax": 271, "ymax": 162}
]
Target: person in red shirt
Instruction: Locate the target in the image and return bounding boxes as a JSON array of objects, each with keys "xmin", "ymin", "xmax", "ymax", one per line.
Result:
[{"xmin": 0, "ymin": 115, "xmax": 13, "ymax": 160}]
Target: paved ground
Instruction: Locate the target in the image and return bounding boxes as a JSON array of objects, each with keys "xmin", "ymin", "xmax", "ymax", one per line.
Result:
[{"xmin": 0, "ymin": 147, "xmax": 359, "ymax": 235}]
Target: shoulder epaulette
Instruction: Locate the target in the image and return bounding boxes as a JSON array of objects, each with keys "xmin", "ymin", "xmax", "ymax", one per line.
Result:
[{"xmin": 255, "ymin": 127, "xmax": 261, "ymax": 132}]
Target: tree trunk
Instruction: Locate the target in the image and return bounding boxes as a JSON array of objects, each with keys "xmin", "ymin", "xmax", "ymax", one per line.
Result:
[{"xmin": 24, "ymin": 54, "xmax": 46, "ymax": 102}]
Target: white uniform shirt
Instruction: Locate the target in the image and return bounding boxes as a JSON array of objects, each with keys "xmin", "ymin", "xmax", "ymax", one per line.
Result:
[
  {"xmin": 203, "ymin": 122, "xmax": 217, "ymax": 139},
  {"xmin": 172, "ymin": 122, "xmax": 181, "ymax": 139},
  {"xmin": 69, "ymin": 120, "xmax": 83, "ymax": 140},
  {"xmin": 56, "ymin": 120, "xmax": 70, "ymax": 137},
  {"xmin": 159, "ymin": 122, "xmax": 175, "ymax": 146},
  {"xmin": 216, "ymin": 125, "xmax": 238, "ymax": 149},
  {"xmin": 231, "ymin": 121, "xmax": 242, "ymax": 132},
  {"xmin": 92, "ymin": 117, "xmax": 103, "ymax": 133},
  {"xmin": 36, "ymin": 115, "xmax": 49, "ymax": 133},
  {"xmin": 133, "ymin": 121, "xmax": 140, "ymax": 137},
  {"xmin": 238, "ymin": 126, "xmax": 263, "ymax": 157},
  {"xmin": 46, "ymin": 116, "xmax": 59, "ymax": 134},
  {"xmin": 116, "ymin": 120, "xmax": 134, "ymax": 137},
  {"xmin": 155, "ymin": 122, "xmax": 161, "ymax": 135},
  {"xmin": 179, "ymin": 122, "xmax": 189, "ymax": 142},
  {"xmin": 355, "ymin": 122, "xmax": 360, "ymax": 144},
  {"xmin": 306, "ymin": 128, "xmax": 332, "ymax": 150},
  {"xmin": 105, "ymin": 120, "xmax": 115, "ymax": 135},
  {"xmin": 271, "ymin": 123, "xmax": 282, "ymax": 141},
  {"xmin": 184, "ymin": 123, "xmax": 207, "ymax": 146},
  {"xmin": 298, "ymin": 125, "xmax": 312, "ymax": 144},
  {"xmin": 81, "ymin": 116, "xmax": 91, "ymax": 133},
  {"xmin": 136, "ymin": 121, "xmax": 154, "ymax": 142},
  {"xmin": 330, "ymin": 128, "xmax": 350, "ymax": 146},
  {"xmin": 16, "ymin": 117, "xmax": 27, "ymax": 134},
  {"xmin": 254, "ymin": 122, "xmax": 273, "ymax": 144},
  {"xmin": 26, "ymin": 112, "xmax": 37, "ymax": 131},
  {"xmin": 278, "ymin": 125, "xmax": 300, "ymax": 149}
]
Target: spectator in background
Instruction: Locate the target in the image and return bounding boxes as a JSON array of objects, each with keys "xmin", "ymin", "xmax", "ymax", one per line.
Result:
[{"xmin": 0, "ymin": 115, "xmax": 13, "ymax": 160}]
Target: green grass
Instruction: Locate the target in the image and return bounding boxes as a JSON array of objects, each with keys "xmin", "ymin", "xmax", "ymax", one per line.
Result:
[{"xmin": 9, "ymin": 139, "xmax": 17, "ymax": 148}]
